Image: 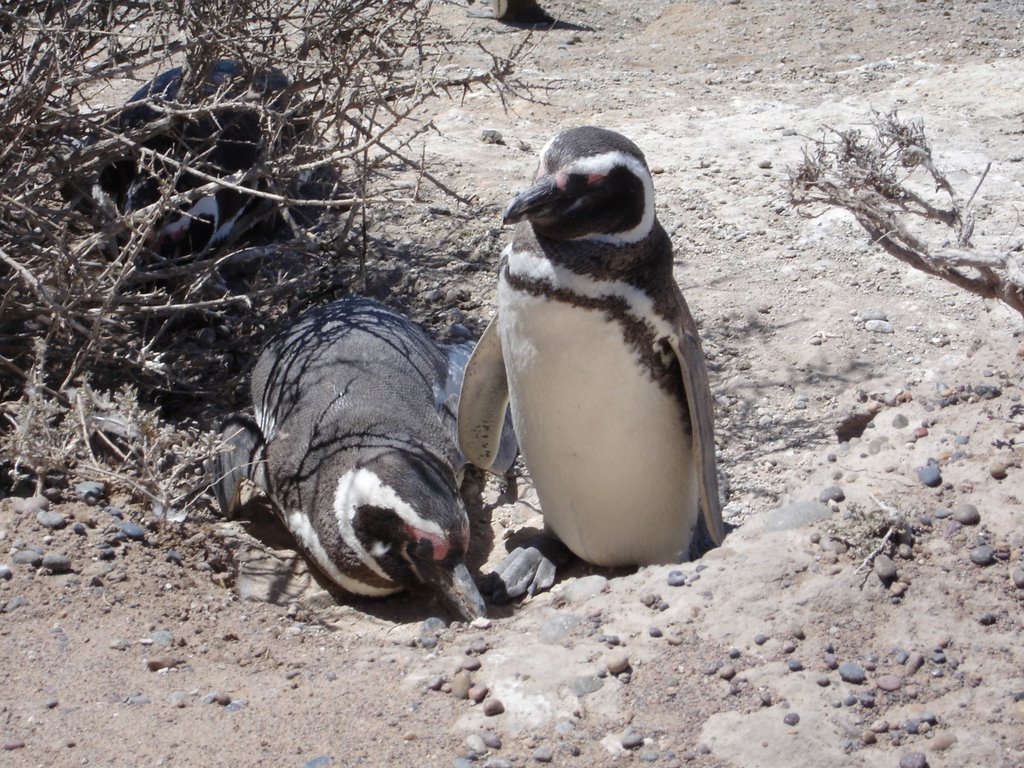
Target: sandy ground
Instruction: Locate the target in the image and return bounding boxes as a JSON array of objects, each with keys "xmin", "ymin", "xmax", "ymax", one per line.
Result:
[{"xmin": 2, "ymin": 0, "xmax": 1024, "ymax": 766}]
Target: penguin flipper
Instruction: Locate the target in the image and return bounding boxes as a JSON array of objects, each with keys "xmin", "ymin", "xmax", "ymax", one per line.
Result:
[
  {"xmin": 482, "ymin": 535, "xmax": 571, "ymax": 602},
  {"xmin": 213, "ymin": 414, "xmax": 267, "ymax": 518},
  {"xmin": 457, "ymin": 315, "xmax": 512, "ymax": 471},
  {"xmin": 669, "ymin": 289, "xmax": 725, "ymax": 552}
]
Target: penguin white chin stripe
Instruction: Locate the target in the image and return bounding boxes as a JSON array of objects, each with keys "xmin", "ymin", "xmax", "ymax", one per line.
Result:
[{"xmin": 333, "ymin": 467, "xmax": 446, "ymax": 581}]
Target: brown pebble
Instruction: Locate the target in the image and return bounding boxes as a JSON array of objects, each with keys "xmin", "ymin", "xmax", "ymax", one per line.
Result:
[
  {"xmin": 450, "ymin": 670, "xmax": 472, "ymax": 699},
  {"xmin": 146, "ymin": 656, "xmax": 184, "ymax": 672},
  {"xmin": 606, "ymin": 652, "xmax": 630, "ymax": 676},
  {"xmin": 467, "ymin": 684, "xmax": 488, "ymax": 703},
  {"xmin": 989, "ymin": 460, "xmax": 1008, "ymax": 480},
  {"xmin": 816, "ymin": 675, "xmax": 830, "ymax": 687},
  {"xmin": 482, "ymin": 698, "xmax": 504, "ymax": 716},
  {"xmin": 875, "ymin": 674, "xmax": 902, "ymax": 692},
  {"xmin": 718, "ymin": 664, "xmax": 736, "ymax": 681},
  {"xmin": 861, "ymin": 730, "xmax": 876, "ymax": 745},
  {"xmin": 2, "ymin": 739, "xmax": 26, "ymax": 751},
  {"xmin": 906, "ymin": 652, "xmax": 925, "ymax": 675},
  {"xmin": 929, "ymin": 732, "xmax": 957, "ymax": 751},
  {"xmin": 461, "ymin": 657, "xmax": 482, "ymax": 672},
  {"xmin": 870, "ymin": 720, "xmax": 890, "ymax": 733},
  {"xmin": 213, "ymin": 693, "xmax": 231, "ymax": 706}
]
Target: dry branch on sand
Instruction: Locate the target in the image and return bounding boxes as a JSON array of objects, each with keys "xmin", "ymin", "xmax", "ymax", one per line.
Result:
[
  {"xmin": 0, "ymin": 0, "xmax": 524, "ymax": 511},
  {"xmin": 789, "ymin": 110, "xmax": 1024, "ymax": 319}
]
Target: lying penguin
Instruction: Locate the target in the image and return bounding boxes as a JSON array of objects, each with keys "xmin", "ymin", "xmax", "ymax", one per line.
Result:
[
  {"xmin": 71, "ymin": 59, "xmax": 297, "ymax": 258},
  {"xmin": 214, "ymin": 296, "xmax": 518, "ymax": 620},
  {"xmin": 470, "ymin": 0, "xmax": 555, "ymax": 24},
  {"xmin": 458, "ymin": 126, "xmax": 724, "ymax": 600}
]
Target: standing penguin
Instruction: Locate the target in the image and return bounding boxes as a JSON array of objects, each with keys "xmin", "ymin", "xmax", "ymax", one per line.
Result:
[
  {"xmin": 458, "ymin": 126, "xmax": 724, "ymax": 599},
  {"xmin": 213, "ymin": 297, "xmax": 490, "ymax": 620}
]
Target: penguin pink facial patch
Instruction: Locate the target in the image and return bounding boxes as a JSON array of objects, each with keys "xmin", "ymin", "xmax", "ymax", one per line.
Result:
[{"xmin": 405, "ymin": 525, "xmax": 451, "ymax": 560}]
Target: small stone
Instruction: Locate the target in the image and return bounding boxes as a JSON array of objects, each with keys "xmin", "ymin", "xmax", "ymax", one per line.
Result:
[
  {"xmin": 787, "ymin": 659, "xmax": 804, "ymax": 672},
  {"xmin": 870, "ymin": 719, "xmax": 890, "ymax": 733},
  {"xmin": 648, "ymin": 627, "xmax": 663, "ymax": 638},
  {"xmin": 532, "ymin": 746, "xmax": 553, "ymax": 763},
  {"xmin": 41, "ymin": 554, "xmax": 72, "ymax": 574},
  {"xmin": 74, "ymin": 481, "xmax": 105, "ymax": 503},
  {"xmin": 952, "ymin": 504, "xmax": 980, "ymax": 525},
  {"xmin": 621, "ymin": 731, "xmax": 644, "ymax": 750},
  {"xmin": 606, "ymin": 652, "xmax": 630, "ymax": 676},
  {"xmin": 898, "ymin": 752, "xmax": 928, "ymax": 768},
  {"xmin": 119, "ymin": 521, "xmax": 146, "ymax": 541},
  {"xmin": 12, "ymin": 496, "xmax": 48, "ymax": 515},
  {"xmin": 864, "ymin": 319, "xmax": 894, "ymax": 334},
  {"xmin": 906, "ymin": 652, "xmax": 925, "ymax": 674},
  {"xmin": 756, "ymin": 159, "xmax": 772, "ymax": 169},
  {"xmin": 969, "ymin": 545, "xmax": 995, "ymax": 566},
  {"xmin": 561, "ymin": 574, "xmax": 608, "ymax": 603},
  {"xmin": 480, "ymin": 129, "xmax": 504, "ymax": 145},
  {"xmin": 166, "ymin": 549, "xmax": 183, "ymax": 566},
  {"xmin": 450, "ymin": 671, "xmax": 472, "ymax": 699},
  {"xmin": 916, "ymin": 462, "xmax": 942, "ymax": 488},
  {"xmin": 2, "ymin": 738, "xmax": 26, "ymax": 750},
  {"xmin": 838, "ymin": 662, "xmax": 866, "ymax": 684},
  {"xmin": 754, "ymin": 633, "xmax": 769, "ymax": 645},
  {"xmin": 861, "ymin": 730, "xmax": 876, "ymax": 745},
  {"xmin": 303, "ymin": 758, "xmax": 332, "ymax": 768},
  {"xmin": 482, "ymin": 698, "xmax": 504, "ymax": 716},
  {"xmin": 892, "ymin": 414, "xmax": 909, "ymax": 428},
  {"xmin": 929, "ymin": 732, "xmax": 957, "ymax": 751},
  {"xmin": 978, "ymin": 612, "xmax": 997, "ymax": 626},
  {"xmin": 468, "ymin": 684, "xmax": 488, "ymax": 703},
  {"xmin": 538, "ymin": 613, "xmax": 581, "ymax": 644},
  {"xmin": 461, "ymin": 657, "xmax": 482, "ymax": 672},
  {"xmin": 989, "ymin": 460, "xmax": 1009, "ymax": 480},
  {"xmin": 875, "ymin": 675, "xmax": 902, "ymax": 692},
  {"xmin": 480, "ymin": 731, "xmax": 502, "ymax": 749},
  {"xmin": 718, "ymin": 664, "xmax": 736, "ymax": 680},
  {"xmin": 0, "ymin": 564, "xmax": 11, "ymax": 580},
  {"xmin": 466, "ymin": 733, "xmax": 487, "ymax": 754},
  {"xmin": 816, "ymin": 675, "xmax": 830, "ymax": 687},
  {"xmin": 1012, "ymin": 567, "xmax": 1024, "ymax": 589},
  {"xmin": 569, "ymin": 676, "xmax": 603, "ymax": 696},
  {"xmin": 783, "ymin": 712, "xmax": 800, "ymax": 726},
  {"xmin": 874, "ymin": 554, "xmax": 898, "ymax": 582},
  {"xmin": 426, "ymin": 675, "xmax": 444, "ymax": 691},
  {"xmin": 146, "ymin": 656, "xmax": 184, "ymax": 672},
  {"xmin": 35, "ymin": 510, "xmax": 67, "ymax": 530},
  {"xmin": 667, "ymin": 570, "xmax": 686, "ymax": 587},
  {"xmin": 818, "ymin": 485, "xmax": 845, "ymax": 503},
  {"xmin": 72, "ymin": 522, "xmax": 87, "ymax": 535}
]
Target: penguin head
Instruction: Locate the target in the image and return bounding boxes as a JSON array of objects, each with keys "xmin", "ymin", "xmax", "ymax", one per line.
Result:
[
  {"xmin": 503, "ymin": 126, "xmax": 656, "ymax": 244},
  {"xmin": 337, "ymin": 447, "xmax": 485, "ymax": 621}
]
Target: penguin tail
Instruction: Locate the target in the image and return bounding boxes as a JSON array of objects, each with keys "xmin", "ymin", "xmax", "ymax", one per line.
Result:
[{"xmin": 212, "ymin": 414, "xmax": 266, "ymax": 518}]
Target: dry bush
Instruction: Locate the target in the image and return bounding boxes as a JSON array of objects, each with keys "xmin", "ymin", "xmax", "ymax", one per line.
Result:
[
  {"xmin": 0, "ymin": 0, "xmax": 522, "ymax": 511},
  {"xmin": 789, "ymin": 110, "xmax": 1024, "ymax": 319}
]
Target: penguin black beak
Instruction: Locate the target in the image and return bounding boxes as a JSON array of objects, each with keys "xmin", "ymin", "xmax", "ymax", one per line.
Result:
[
  {"xmin": 502, "ymin": 174, "xmax": 562, "ymax": 226},
  {"xmin": 424, "ymin": 557, "xmax": 487, "ymax": 621}
]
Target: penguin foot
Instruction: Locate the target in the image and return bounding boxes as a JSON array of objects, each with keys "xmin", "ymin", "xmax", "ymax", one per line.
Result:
[{"xmin": 483, "ymin": 535, "xmax": 571, "ymax": 602}]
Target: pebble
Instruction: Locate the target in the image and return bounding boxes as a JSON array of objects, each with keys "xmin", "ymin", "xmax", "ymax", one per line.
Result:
[
  {"xmin": 787, "ymin": 659, "xmax": 804, "ymax": 672},
  {"xmin": 606, "ymin": 652, "xmax": 630, "ymax": 676},
  {"xmin": 12, "ymin": 549, "xmax": 42, "ymax": 566},
  {"xmin": 166, "ymin": 549, "xmax": 182, "ymax": 566},
  {"xmin": 916, "ymin": 462, "xmax": 942, "ymax": 488},
  {"xmin": 1012, "ymin": 567, "xmax": 1024, "ymax": 589},
  {"xmin": 892, "ymin": 414, "xmax": 909, "ymax": 428},
  {"xmin": 467, "ymin": 684, "xmax": 488, "ymax": 703},
  {"xmin": 146, "ymin": 656, "xmax": 184, "ymax": 672},
  {"xmin": 989, "ymin": 460, "xmax": 1008, "ymax": 480},
  {"xmin": 450, "ymin": 671, "xmax": 472, "ymax": 699},
  {"xmin": 864, "ymin": 319, "xmax": 894, "ymax": 334},
  {"xmin": 978, "ymin": 612, "xmax": 998, "ymax": 626},
  {"xmin": 874, "ymin": 554, "xmax": 898, "ymax": 582},
  {"xmin": 898, "ymin": 752, "xmax": 928, "ymax": 768},
  {"xmin": 667, "ymin": 570, "xmax": 686, "ymax": 587},
  {"xmin": 303, "ymin": 758, "xmax": 332, "ymax": 768},
  {"xmin": 969, "ymin": 545, "xmax": 995, "ymax": 566},
  {"xmin": 621, "ymin": 730, "xmax": 644, "ymax": 749},
  {"xmin": 718, "ymin": 664, "xmax": 736, "ymax": 680},
  {"xmin": 2, "ymin": 738, "xmax": 26, "ymax": 750},
  {"xmin": 816, "ymin": 675, "xmax": 830, "ymax": 687},
  {"xmin": 838, "ymin": 662, "xmax": 866, "ymax": 684},
  {"xmin": 482, "ymin": 698, "xmax": 504, "ymax": 716},
  {"xmin": 754, "ymin": 633, "xmax": 769, "ymax": 646},
  {"xmin": 930, "ymin": 732, "xmax": 957, "ymax": 751},
  {"xmin": 461, "ymin": 657, "xmax": 482, "ymax": 672},
  {"xmin": 72, "ymin": 522, "xmax": 86, "ymax": 535},
  {"xmin": 783, "ymin": 712, "xmax": 800, "ymax": 726},
  {"xmin": 36, "ymin": 510, "xmax": 67, "ymax": 530},
  {"xmin": 539, "ymin": 613, "xmax": 581, "ymax": 644},
  {"xmin": 860, "ymin": 308, "xmax": 888, "ymax": 322},
  {"xmin": 952, "ymin": 504, "xmax": 980, "ymax": 525},
  {"xmin": 532, "ymin": 746, "xmax": 553, "ymax": 763},
  {"xmin": 119, "ymin": 521, "xmax": 146, "ymax": 541},
  {"xmin": 569, "ymin": 676, "xmax": 603, "ymax": 697},
  {"xmin": 875, "ymin": 675, "xmax": 902, "ymax": 692},
  {"xmin": 0, "ymin": 564, "xmax": 11, "ymax": 580},
  {"xmin": 41, "ymin": 554, "xmax": 72, "ymax": 574},
  {"xmin": 12, "ymin": 496, "xmax": 48, "ymax": 515},
  {"xmin": 74, "ymin": 481, "xmax": 105, "ymax": 503},
  {"xmin": 648, "ymin": 627, "xmax": 663, "ymax": 638},
  {"xmin": 480, "ymin": 731, "xmax": 502, "ymax": 749},
  {"xmin": 906, "ymin": 652, "xmax": 925, "ymax": 674},
  {"xmin": 483, "ymin": 760, "xmax": 512, "ymax": 768},
  {"xmin": 561, "ymin": 575, "xmax": 607, "ymax": 603},
  {"xmin": 466, "ymin": 734, "xmax": 487, "ymax": 754},
  {"xmin": 818, "ymin": 485, "xmax": 845, "ymax": 503}
]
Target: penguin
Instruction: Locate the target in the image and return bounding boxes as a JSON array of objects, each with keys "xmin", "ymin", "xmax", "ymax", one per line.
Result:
[
  {"xmin": 73, "ymin": 60, "xmax": 297, "ymax": 258},
  {"xmin": 213, "ymin": 296, "xmax": 502, "ymax": 620},
  {"xmin": 458, "ymin": 126, "xmax": 724, "ymax": 600},
  {"xmin": 470, "ymin": 0, "xmax": 555, "ymax": 24}
]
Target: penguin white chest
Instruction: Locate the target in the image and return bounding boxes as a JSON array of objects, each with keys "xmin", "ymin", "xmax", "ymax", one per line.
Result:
[{"xmin": 498, "ymin": 280, "xmax": 699, "ymax": 566}]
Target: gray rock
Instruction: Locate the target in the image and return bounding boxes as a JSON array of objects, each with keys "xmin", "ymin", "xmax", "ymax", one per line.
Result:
[
  {"xmin": 36, "ymin": 510, "xmax": 67, "ymax": 530},
  {"xmin": 783, "ymin": 712, "xmax": 800, "ymax": 726},
  {"xmin": 119, "ymin": 521, "xmax": 146, "ymax": 541},
  {"xmin": 74, "ymin": 481, "xmax": 105, "ymax": 503},
  {"xmin": 916, "ymin": 462, "xmax": 942, "ymax": 488},
  {"xmin": 532, "ymin": 746, "xmax": 553, "ymax": 763},
  {"xmin": 1012, "ymin": 567, "xmax": 1024, "ymax": 589},
  {"xmin": 818, "ymin": 486, "xmax": 845, "ymax": 504},
  {"xmin": 561, "ymin": 575, "xmax": 608, "ymax": 604},
  {"xmin": 666, "ymin": 570, "xmax": 686, "ymax": 587},
  {"xmin": 838, "ymin": 662, "xmax": 866, "ymax": 684},
  {"xmin": 898, "ymin": 752, "xmax": 928, "ymax": 768},
  {"xmin": 621, "ymin": 730, "xmax": 644, "ymax": 749},
  {"xmin": 12, "ymin": 549, "xmax": 42, "ymax": 567},
  {"xmin": 874, "ymin": 554, "xmax": 897, "ymax": 582},
  {"xmin": 969, "ymin": 545, "xmax": 994, "ymax": 566},
  {"xmin": 864, "ymin": 319, "xmax": 894, "ymax": 334},
  {"xmin": 466, "ymin": 734, "xmax": 487, "ymax": 754},
  {"xmin": 569, "ymin": 675, "xmax": 603, "ymax": 697},
  {"xmin": 539, "ymin": 613, "xmax": 581, "ymax": 644},
  {"xmin": 303, "ymin": 757, "xmax": 332, "ymax": 768},
  {"xmin": 952, "ymin": 504, "xmax": 980, "ymax": 525},
  {"xmin": 860, "ymin": 308, "xmax": 888, "ymax": 321},
  {"xmin": 41, "ymin": 554, "xmax": 72, "ymax": 574},
  {"xmin": 891, "ymin": 413, "xmax": 909, "ymax": 428},
  {"xmin": 0, "ymin": 564, "xmax": 11, "ymax": 580},
  {"xmin": 12, "ymin": 496, "xmax": 48, "ymax": 515}
]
